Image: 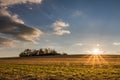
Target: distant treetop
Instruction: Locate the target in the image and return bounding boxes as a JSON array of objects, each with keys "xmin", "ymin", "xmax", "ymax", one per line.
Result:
[{"xmin": 19, "ymin": 48, "xmax": 67, "ymax": 57}]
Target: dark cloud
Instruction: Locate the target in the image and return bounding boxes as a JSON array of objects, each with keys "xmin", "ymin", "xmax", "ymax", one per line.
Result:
[
  {"xmin": 0, "ymin": 0, "xmax": 43, "ymax": 47},
  {"xmin": 0, "ymin": 9, "xmax": 42, "ymax": 47}
]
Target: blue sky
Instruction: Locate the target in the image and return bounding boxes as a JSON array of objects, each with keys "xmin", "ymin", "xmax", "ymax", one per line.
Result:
[{"xmin": 0, "ymin": 0, "xmax": 120, "ymax": 57}]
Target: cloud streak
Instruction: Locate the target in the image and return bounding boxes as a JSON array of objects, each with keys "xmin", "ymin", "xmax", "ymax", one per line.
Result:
[
  {"xmin": 52, "ymin": 20, "xmax": 71, "ymax": 35},
  {"xmin": 0, "ymin": 0, "xmax": 42, "ymax": 7},
  {"xmin": 113, "ymin": 42, "xmax": 120, "ymax": 46},
  {"xmin": 72, "ymin": 10, "xmax": 82, "ymax": 17},
  {"xmin": 75, "ymin": 43, "xmax": 83, "ymax": 46},
  {"xmin": 0, "ymin": 37, "xmax": 16, "ymax": 47}
]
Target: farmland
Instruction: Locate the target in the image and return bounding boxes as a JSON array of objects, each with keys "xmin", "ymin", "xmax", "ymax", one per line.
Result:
[{"xmin": 0, "ymin": 55, "xmax": 120, "ymax": 80}]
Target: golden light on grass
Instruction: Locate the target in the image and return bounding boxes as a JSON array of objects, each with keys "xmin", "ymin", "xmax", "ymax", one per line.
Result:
[
  {"xmin": 86, "ymin": 55, "xmax": 109, "ymax": 68},
  {"xmin": 86, "ymin": 48, "xmax": 109, "ymax": 68}
]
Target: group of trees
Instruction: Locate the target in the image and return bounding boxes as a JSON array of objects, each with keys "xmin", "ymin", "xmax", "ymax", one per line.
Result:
[{"xmin": 19, "ymin": 48, "xmax": 67, "ymax": 57}]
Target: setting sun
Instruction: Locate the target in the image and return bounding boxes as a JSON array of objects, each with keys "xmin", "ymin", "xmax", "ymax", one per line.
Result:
[{"xmin": 92, "ymin": 49, "xmax": 103, "ymax": 55}]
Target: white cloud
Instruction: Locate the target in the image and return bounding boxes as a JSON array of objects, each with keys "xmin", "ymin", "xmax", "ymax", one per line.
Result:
[
  {"xmin": 75, "ymin": 43, "xmax": 83, "ymax": 46},
  {"xmin": 29, "ymin": 7, "xmax": 33, "ymax": 10},
  {"xmin": 0, "ymin": 0, "xmax": 42, "ymax": 7},
  {"xmin": 97, "ymin": 44, "xmax": 100, "ymax": 47},
  {"xmin": 54, "ymin": 29, "xmax": 71, "ymax": 36},
  {"xmin": 0, "ymin": 9, "xmax": 24, "ymax": 24},
  {"xmin": 53, "ymin": 20, "xmax": 69, "ymax": 29},
  {"xmin": 113, "ymin": 42, "xmax": 120, "ymax": 46},
  {"xmin": 11, "ymin": 14, "xmax": 24, "ymax": 24},
  {"xmin": 52, "ymin": 20, "xmax": 71, "ymax": 36}
]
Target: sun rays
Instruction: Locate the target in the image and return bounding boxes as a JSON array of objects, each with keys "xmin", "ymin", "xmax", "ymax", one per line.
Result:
[{"xmin": 86, "ymin": 55, "xmax": 109, "ymax": 68}]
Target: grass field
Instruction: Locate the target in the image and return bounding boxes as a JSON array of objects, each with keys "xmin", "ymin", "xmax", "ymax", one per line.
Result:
[{"xmin": 0, "ymin": 55, "xmax": 120, "ymax": 80}]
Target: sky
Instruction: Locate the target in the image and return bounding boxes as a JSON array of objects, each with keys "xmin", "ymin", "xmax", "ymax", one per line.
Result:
[{"xmin": 0, "ymin": 0, "xmax": 120, "ymax": 57}]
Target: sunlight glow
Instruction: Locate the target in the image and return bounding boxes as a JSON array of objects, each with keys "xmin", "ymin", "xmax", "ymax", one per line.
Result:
[
  {"xmin": 92, "ymin": 49, "xmax": 101, "ymax": 55},
  {"xmin": 91, "ymin": 48, "xmax": 103, "ymax": 55}
]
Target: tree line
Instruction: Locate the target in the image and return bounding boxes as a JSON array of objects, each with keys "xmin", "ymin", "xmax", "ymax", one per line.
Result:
[{"xmin": 19, "ymin": 48, "xmax": 67, "ymax": 57}]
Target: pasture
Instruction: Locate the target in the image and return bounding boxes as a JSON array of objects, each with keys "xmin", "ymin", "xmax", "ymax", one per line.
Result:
[{"xmin": 0, "ymin": 55, "xmax": 120, "ymax": 80}]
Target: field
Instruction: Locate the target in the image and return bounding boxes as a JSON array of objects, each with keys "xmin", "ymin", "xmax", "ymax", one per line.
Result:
[{"xmin": 0, "ymin": 55, "xmax": 120, "ymax": 80}]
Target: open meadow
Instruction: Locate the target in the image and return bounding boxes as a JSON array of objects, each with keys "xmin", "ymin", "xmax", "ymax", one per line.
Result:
[
  {"xmin": 0, "ymin": 55, "xmax": 120, "ymax": 80},
  {"xmin": 1, "ymin": 0, "xmax": 120, "ymax": 80}
]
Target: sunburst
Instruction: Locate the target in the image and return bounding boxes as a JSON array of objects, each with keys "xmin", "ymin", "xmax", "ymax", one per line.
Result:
[
  {"xmin": 86, "ymin": 48, "xmax": 109, "ymax": 68},
  {"xmin": 92, "ymin": 49, "xmax": 103, "ymax": 55}
]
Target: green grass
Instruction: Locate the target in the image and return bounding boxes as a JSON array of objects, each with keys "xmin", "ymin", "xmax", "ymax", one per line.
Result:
[{"xmin": 0, "ymin": 55, "xmax": 120, "ymax": 80}]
